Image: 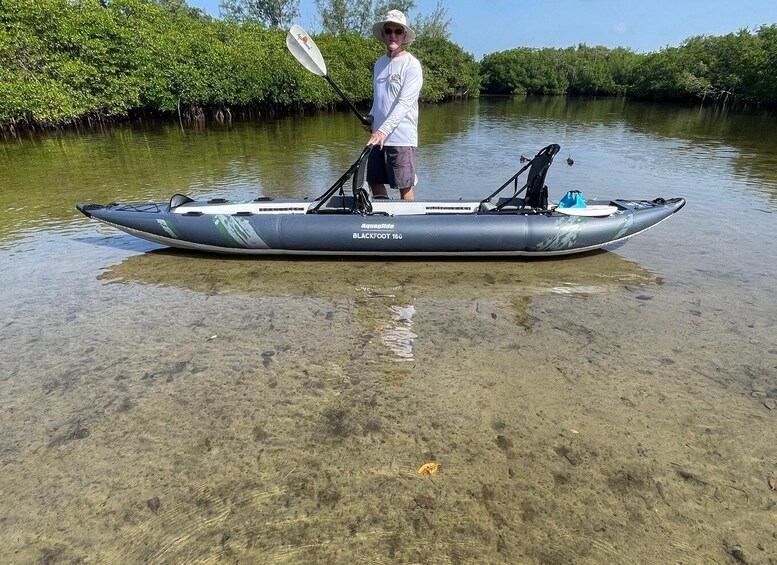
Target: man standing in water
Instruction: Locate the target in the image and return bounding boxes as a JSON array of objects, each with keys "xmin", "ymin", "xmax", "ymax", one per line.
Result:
[{"xmin": 363, "ymin": 10, "xmax": 423, "ymax": 200}]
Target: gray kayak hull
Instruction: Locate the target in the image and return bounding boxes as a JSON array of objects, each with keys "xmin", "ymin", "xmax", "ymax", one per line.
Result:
[{"xmin": 76, "ymin": 196, "xmax": 685, "ymax": 257}]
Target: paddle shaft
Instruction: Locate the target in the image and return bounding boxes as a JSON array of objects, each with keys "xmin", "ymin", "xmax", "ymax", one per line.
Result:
[
  {"xmin": 324, "ymin": 75, "xmax": 370, "ymax": 126},
  {"xmin": 287, "ymin": 25, "xmax": 370, "ymax": 127}
]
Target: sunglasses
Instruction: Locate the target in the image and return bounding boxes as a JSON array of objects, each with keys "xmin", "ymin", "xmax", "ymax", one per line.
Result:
[{"xmin": 383, "ymin": 27, "xmax": 405, "ymax": 36}]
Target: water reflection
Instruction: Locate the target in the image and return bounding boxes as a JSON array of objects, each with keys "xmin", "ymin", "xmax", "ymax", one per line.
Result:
[
  {"xmin": 476, "ymin": 97, "xmax": 777, "ymax": 203},
  {"xmin": 99, "ymin": 250, "xmax": 659, "ymax": 300},
  {"xmin": 98, "ymin": 250, "xmax": 660, "ymax": 361}
]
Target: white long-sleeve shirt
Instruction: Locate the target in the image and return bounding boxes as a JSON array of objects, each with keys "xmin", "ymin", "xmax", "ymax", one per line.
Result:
[{"xmin": 369, "ymin": 52, "xmax": 423, "ymax": 147}]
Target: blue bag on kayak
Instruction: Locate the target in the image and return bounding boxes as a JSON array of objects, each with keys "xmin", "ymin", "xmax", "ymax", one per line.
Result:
[{"xmin": 558, "ymin": 190, "xmax": 586, "ymax": 208}]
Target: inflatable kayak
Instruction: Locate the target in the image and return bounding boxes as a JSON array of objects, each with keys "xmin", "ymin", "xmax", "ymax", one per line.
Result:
[{"xmin": 76, "ymin": 144, "xmax": 685, "ymax": 257}]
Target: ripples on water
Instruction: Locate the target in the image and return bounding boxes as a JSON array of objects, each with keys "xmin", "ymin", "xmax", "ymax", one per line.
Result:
[{"xmin": 1, "ymin": 98, "xmax": 776, "ymax": 563}]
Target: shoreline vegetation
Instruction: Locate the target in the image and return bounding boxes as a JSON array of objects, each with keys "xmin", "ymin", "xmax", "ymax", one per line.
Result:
[{"xmin": 1, "ymin": 0, "xmax": 776, "ymax": 135}]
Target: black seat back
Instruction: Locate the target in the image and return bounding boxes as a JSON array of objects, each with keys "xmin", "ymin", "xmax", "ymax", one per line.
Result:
[{"xmin": 524, "ymin": 143, "xmax": 560, "ymax": 209}]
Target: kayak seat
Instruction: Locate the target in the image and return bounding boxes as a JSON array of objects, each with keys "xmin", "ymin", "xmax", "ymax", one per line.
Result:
[
  {"xmin": 480, "ymin": 143, "xmax": 561, "ymax": 212},
  {"xmin": 523, "ymin": 144, "xmax": 560, "ymax": 209}
]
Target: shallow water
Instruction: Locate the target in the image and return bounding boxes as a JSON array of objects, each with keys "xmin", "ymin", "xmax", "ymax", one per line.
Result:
[{"xmin": 1, "ymin": 98, "xmax": 776, "ymax": 563}]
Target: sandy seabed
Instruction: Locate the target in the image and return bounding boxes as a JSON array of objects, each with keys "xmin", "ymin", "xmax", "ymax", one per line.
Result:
[{"xmin": 1, "ymin": 252, "xmax": 775, "ymax": 564}]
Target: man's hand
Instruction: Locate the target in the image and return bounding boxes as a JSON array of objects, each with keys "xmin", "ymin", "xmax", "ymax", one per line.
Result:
[
  {"xmin": 368, "ymin": 130, "xmax": 386, "ymax": 148},
  {"xmin": 361, "ymin": 115, "xmax": 374, "ymax": 132}
]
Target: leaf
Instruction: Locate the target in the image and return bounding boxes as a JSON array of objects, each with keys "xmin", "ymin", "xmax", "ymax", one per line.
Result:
[{"xmin": 418, "ymin": 462, "xmax": 439, "ymax": 476}]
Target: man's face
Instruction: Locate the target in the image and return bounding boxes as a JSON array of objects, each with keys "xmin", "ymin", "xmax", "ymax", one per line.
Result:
[{"xmin": 382, "ymin": 25, "xmax": 405, "ymax": 50}]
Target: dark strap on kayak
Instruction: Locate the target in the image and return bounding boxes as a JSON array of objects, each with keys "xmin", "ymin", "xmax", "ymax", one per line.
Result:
[
  {"xmin": 352, "ymin": 145, "xmax": 374, "ymax": 214},
  {"xmin": 353, "ymin": 186, "xmax": 373, "ymax": 214}
]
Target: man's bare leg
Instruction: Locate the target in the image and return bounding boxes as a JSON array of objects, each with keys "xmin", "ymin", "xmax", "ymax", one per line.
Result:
[
  {"xmin": 370, "ymin": 184, "xmax": 414, "ymax": 200},
  {"xmin": 370, "ymin": 183, "xmax": 389, "ymax": 199}
]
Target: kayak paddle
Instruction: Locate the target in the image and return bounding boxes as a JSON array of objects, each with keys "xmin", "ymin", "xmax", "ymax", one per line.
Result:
[{"xmin": 286, "ymin": 25, "xmax": 370, "ymax": 126}]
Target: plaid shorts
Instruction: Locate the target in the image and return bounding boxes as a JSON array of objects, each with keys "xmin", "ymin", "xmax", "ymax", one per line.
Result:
[{"xmin": 366, "ymin": 146, "xmax": 416, "ymax": 189}]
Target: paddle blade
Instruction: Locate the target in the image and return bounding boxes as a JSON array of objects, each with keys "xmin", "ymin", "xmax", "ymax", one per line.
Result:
[{"xmin": 287, "ymin": 25, "xmax": 327, "ymax": 76}]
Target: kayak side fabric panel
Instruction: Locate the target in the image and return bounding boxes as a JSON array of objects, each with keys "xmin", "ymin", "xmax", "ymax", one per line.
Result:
[{"xmin": 275, "ymin": 214, "xmax": 530, "ymax": 253}]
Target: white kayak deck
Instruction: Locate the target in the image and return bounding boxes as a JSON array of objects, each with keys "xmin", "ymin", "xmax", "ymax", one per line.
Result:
[{"xmin": 173, "ymin": 199, "xmax": 623, "ymax": 217}]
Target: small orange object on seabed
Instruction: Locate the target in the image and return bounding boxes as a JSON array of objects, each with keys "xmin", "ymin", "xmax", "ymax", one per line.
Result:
[{"xmin": 418, "ymin": 463, "xmax": 439, "ymax": 476}]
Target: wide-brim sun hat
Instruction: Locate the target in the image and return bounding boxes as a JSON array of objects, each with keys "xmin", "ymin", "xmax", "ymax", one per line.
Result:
[{"xmin": 372, "ymin": 10, "xmax": 416, "ymax": 45}]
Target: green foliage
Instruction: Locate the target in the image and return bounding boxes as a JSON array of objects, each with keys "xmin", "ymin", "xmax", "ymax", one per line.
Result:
[
  {"xmin": 412, "ymin": 1, "xmax": 450, "ymax": 41},
  {"xmin": 629, "ymin": 29, "xmax": 771, "ymax": 103},
  {"xmin": 218, "ymin": 0, "xmax": 299, "ymax": 28},
  {"xmin": 0, "ymin": 0, "xmax": 478, "ymax": 128},
  {"xmin": 151, "ymin": 0, "xmax": 211, "ymax": 19},
  {"xmin": 315, "ymin": 0, "xmax": 373, "ymax": 36},
  {"xmin": 2, "ymin": 0, "xmax": 775, "ymax": 130},
  {"xmin": 413, "ymin": 36, "xmax": 480, "ymax": 101},
  {"xmin": 315, "ymin": 0, "xmax": 437, "ymax": 38},
  {"xmin": 481, "ymin": 26, "xmax": 777, "ymax": 106},
  {"xmin": 566, "ymin": 45, "xmax": 635, "ymax": 96},
  {"xmin": 750, "ymin": 25, "xmax": 777, "ymax": 102},
  {"xmin": 373, "ymin": 0, "xmax": 415, "ymax": 21},
  {"xmin": 0, "ymin": 0, "xmax": 153, "ymax": 123},
  {"xmin": 480, "ymin": 45, "xmax": 638, "ymax": 96}
]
